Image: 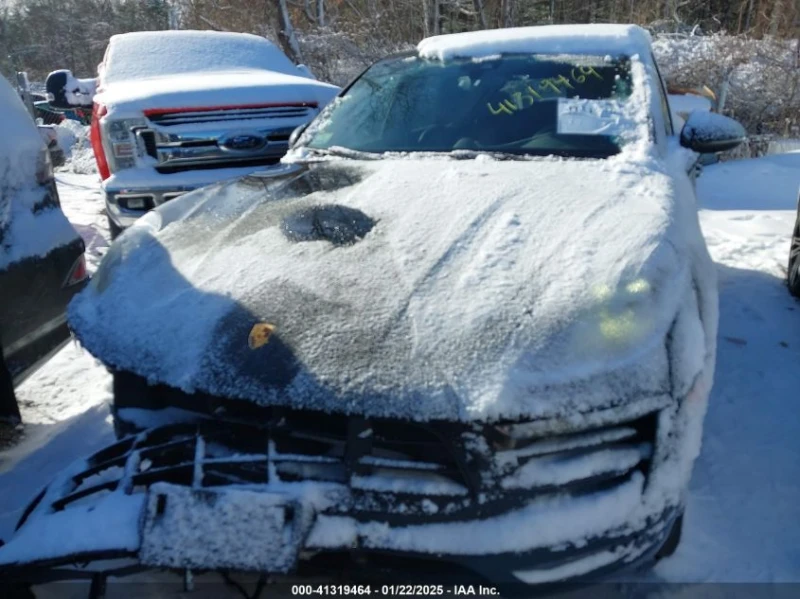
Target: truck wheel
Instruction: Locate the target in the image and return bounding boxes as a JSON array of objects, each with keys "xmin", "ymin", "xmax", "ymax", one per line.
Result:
[
  {"xmin": 655, "ymin": 513, "xmax": 684, "ymax": 560},
  {"xmin": 107, "ymin": 214, "xmax": 123, "ymax": 241}
]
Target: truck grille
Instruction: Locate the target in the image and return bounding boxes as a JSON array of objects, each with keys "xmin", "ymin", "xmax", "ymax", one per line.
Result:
[
  {"xmin": 132, "ymin": 104, "xmax": 318, "ymax": 171},
  {"xmin": 146, "ymin": 104, "xmax": 316, "ymax": 127}
]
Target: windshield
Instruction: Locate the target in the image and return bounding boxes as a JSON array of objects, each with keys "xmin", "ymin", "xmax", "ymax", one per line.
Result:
[{"xmin": 306, "ymin": 53, "xmax": 638, "ymax": 158}]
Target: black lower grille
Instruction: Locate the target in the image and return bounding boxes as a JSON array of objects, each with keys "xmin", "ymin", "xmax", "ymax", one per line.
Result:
[{"xmin": 154, "ymin": 155, "xmax": 282, "ymax": 174}]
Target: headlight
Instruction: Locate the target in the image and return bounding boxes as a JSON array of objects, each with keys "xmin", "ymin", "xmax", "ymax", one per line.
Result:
[
  {"xmin": 587, "ymin": 277, "xmax": 655, "ymax": 346},
  {"xmin": 102, "ymin": 118, "xmax": 147, "ymax": 172}
]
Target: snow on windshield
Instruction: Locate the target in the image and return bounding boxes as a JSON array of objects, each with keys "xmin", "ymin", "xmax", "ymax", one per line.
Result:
[
  {"xmin": 303, "ymin": 53, "xmax": 646, "ymax": 158},
  {"xmin": 103, "ymin": 30, "xmax": 298, "ymax": 84}
]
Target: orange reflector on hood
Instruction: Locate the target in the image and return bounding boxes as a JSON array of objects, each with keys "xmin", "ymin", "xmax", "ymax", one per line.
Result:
[{"xmin": 248, "ymin": 323, "xmax": 276, "ymax": 350}]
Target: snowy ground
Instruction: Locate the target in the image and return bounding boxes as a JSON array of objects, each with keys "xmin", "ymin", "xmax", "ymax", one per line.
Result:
[{"xmin": 0, "ymin": 152, "xmax": 798, "ymax": 588}]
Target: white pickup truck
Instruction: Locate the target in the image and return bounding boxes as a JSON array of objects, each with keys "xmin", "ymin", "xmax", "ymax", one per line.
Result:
[{"xmin": 46, "ymin": 30, "xmax": 340, "ymax": 237}]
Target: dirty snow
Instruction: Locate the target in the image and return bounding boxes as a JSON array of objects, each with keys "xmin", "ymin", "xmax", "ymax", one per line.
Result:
[{"xmin": 0, "ymin": 144, "xmax": 797, "ymax": 583}]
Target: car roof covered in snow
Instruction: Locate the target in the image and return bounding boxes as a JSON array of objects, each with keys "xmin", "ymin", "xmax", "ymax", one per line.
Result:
[
  {"xmin": 103, "ymin": 30, "xmax": 300, "ymax": 84},
  {"xmin": 417, "ymin": 24, "xmax": 653, "ymax": 61}
]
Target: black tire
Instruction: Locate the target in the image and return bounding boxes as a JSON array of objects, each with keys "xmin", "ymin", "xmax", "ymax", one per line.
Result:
[
  {"xmin": 655, "ymin": 513, "xmax": 684, "ymax": 560},
  {"xmin": 789, "ymin": 209, "xmax": 800, "ymax": 298},
  {"xmin": 107, "ymin": 214, "xmax": 124, "ymax": 241}
]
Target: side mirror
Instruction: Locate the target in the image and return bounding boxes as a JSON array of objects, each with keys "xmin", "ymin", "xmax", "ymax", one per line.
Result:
[
  {"xmin": 288, "ymin": 123, "xmax": 309, "ymax": 149},
  {"xmin": 45, "ymin": 69, "xmax": 97, "ymax": 110},
  {"xmin": 679, "ymin": 112, "xmax": 746, "ymax": 154}
]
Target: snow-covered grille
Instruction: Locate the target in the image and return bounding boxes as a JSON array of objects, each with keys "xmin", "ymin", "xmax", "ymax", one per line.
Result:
[
  {"xmin": 146, "ymin": 105, "xmax": 316, "ymax": 127},
  {"xmin": 492, "ymin": 413, "xmax": 657, "ymax": 495},
  {"xmin": 21, "ymin": 410, "xmax": 659, "ymax": 530},
  {"xmin": 16, "ymin": 416, "xmax": 472, "ymax": 524}
]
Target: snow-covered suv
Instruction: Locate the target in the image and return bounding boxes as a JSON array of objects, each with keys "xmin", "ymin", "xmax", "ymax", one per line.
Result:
[
  {"xmin": 0, "ymin": 25, "xmax": 747, "ymax": 591},
  {"xmin": 46, "ymin": 30, "xmax": 340, "ymax": 237}
]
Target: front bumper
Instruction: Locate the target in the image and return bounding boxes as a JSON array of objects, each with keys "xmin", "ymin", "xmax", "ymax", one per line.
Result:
[
  {"xmin": 106, "ymin": 186, "xmax": 196, "ymax": 229},
  {"xmin": 103, "ymin": 163, "xmax": 290, "ymax": 229},
  {"xmin": 0, "ymin": 395, "xmax": 688, "ymax": 589}
]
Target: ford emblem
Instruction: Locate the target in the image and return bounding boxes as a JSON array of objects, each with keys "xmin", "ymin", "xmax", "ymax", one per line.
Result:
[{"xmin": 219, "ymin": 132, "xmax": 266, "ymax": 152}]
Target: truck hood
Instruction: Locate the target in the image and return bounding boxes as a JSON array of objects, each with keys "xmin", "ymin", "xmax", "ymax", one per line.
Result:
[
  {"xmin": 96, "ymin": 70, "xmax": 340, "ymax": 117},
  {"xmin": 69, "ymin": 156, "xmax": 695, "ymax": 422}
]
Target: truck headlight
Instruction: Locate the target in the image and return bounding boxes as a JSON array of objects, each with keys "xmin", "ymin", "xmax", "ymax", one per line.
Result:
[{"xmin": 103, "ymin": 118, "xmax": 147, "ymax": 172}]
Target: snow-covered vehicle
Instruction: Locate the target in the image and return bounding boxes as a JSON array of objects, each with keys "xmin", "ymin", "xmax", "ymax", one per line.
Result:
[
  {"xmin": 45, "ymin": 30, "xmax": 340, "ymax": 238},
  {"xmin": 0, "ymin": 76, "xmax": 88, "ymax": 423},
  {"xmin": 0, "ymin": 25, "xmax": 746, "ymax": 591}
]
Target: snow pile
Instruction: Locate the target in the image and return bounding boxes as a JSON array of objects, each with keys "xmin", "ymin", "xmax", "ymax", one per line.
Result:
[
  {"xmin": 697, "ymin": 152, "xmax": 800, "ymax": 211},
  {"xmin": 55, "ymin": 120, "xmax": 97, "ymax": 175}
]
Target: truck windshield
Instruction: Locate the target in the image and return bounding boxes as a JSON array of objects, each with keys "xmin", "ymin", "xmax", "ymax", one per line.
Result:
[{"xmin": 306, "ymin": 53, "xmax": 638, "ymax": 158}]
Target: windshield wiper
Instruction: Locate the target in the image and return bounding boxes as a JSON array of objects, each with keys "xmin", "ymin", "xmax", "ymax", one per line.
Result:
[{"xmin": 297, "ymin": 146, "xmax": 382, "ymax": 161}]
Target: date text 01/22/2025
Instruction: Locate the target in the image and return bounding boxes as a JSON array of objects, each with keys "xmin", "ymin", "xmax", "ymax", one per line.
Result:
[{"xmin": 291, "ymin": 585, "xmax": 500, "ymax": 596}]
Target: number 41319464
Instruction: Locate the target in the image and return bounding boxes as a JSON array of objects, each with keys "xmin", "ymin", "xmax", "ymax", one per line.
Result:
[{"xmin": 487, "ymin": 65, "xmax": 603, "ymax": 116}]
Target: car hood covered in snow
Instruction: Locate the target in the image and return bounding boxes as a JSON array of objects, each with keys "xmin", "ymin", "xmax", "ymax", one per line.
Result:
[{"xmin": 69, "ymin": 155, "xmax": 706, "ymax": 423}]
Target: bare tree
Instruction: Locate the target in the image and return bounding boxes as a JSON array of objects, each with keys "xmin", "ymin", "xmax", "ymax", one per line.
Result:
[
  {"xmin": 501, "ymin": 0, "xmax": 514, "ymax": 27},
  {"xmin": 473, "ymin": 0, "xmax": 487, "ymax": 28},
  {"xmin": 317, "ymin": 0, "xmax": 326, "ymax": 27},
  {"xmin": 276, "ymin": 0, "xmax": 303, "ymax": 62}
]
